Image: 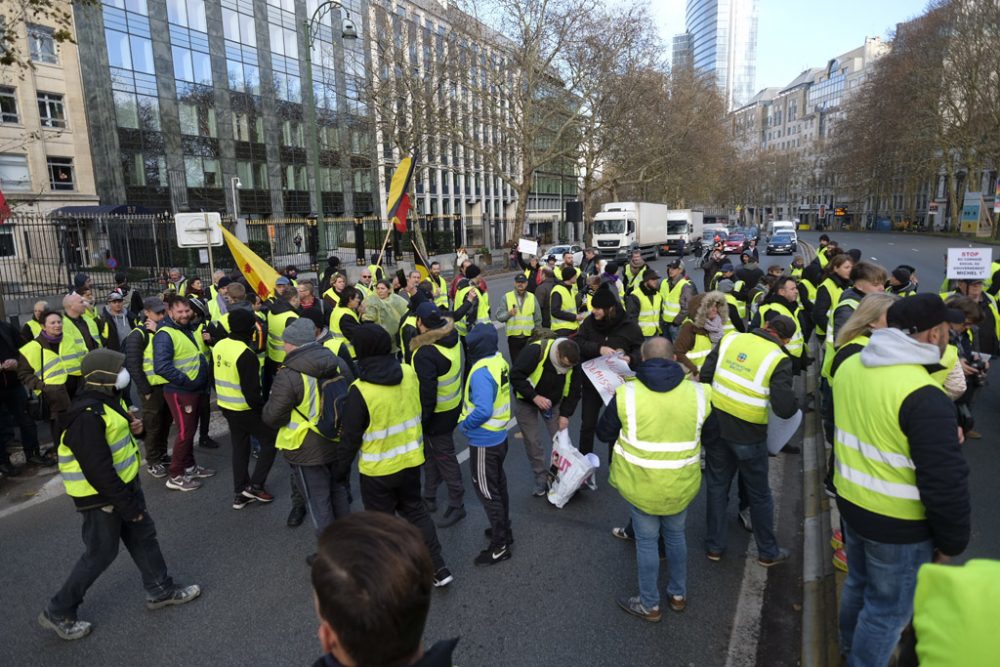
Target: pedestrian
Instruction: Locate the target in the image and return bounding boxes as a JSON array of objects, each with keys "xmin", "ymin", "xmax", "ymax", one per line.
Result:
[
  {"xmin": 99, "ymin": 291, "xmax": 136, "ymax": 351},
  {"xmin": 264, "ymin": 318, "xmax": 354, "ymax": 551},
  {"xmin": 410, "ymin": 303, "xmax": 466, "ymax": 528},
  {"xmin": 510, "ymin": 335, "xmax": 580, "ymax": 497},
  {"xmin": 17, "ymin": 310, "xmax": 73, "ymax": 449},
  {"xmin": 122, "ymin": 297, "xmax": 173, "ymax": 478},
  {"xmin": 214, "ymin": 309, "xmax": 277, "ymax": 510},
  {"xmin": 38, "ymin": 348, "xmax": 200, "ymax": 641},
  {"xmin": 0, "ymin": 318, "xmax": 44, "ymax": 469},
  {"xmin": 309, "ymin": 512, "xmax": 459, "ymax": 667},
  {"xmin": 153, "ymin": 296, "xmax": 214, "ymax": 491},
  {"xmin": 673, "ymin": 292, "xmax": 729, "ymax": 378},
  {"xmin": 699, "ymin": 315, "xmax": 797, "ymax": 567},
  {"xmin": 459, "ymin": 323, "xmax": 513, "ymax": 566},
  {"xmin": 625, "ymin": 269, "xmax": 663, "ymax": 338},
  {"xmin": 20, "ymin": 300, "xmax": 48, "ymax": 345},
  {"xmin": 834, "ymin": 294, "xmax": 970, "ymax": 666},
  {"xmin": 659, "ymin": 260, "xmax": 696, "ymax": 341},
  {"xmin": 495, "ymin": 273, "xmax": 539, "ymax": 363},
  {"xmin": 334, "ymin": 323, "xmax": 453, "ymax": 586},
  {"xmin": 598, "ymin": 338, "xmax": 711, "ymax": 622},
  {"xmin": 549, "ymin": 267, "xmax": 584, "ymax": 335}
]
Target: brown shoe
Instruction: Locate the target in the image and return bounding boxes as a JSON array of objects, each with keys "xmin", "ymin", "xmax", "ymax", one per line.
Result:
[{"xmin": 668, "ymin": 595, "xmax": 686, "ymax": 612}]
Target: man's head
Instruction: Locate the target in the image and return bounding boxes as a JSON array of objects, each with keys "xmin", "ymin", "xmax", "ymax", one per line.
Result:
[
  {"xmin": 143, "ymin": 296, "xmax": 166, "ymax": 323},
  {"xmin": 850, "ymin": 262, "xmax": 888, "ymax": 295},
  {"xmin": 311, "ymin": 512, "xmax": 433, "ymax": 667},
  {"xmin": 62, "ymin": 293, "xmax": 86, "ymax": 318},
  {"xmin": 666, "ymin": 259, "xmax": 684, "ymax": 279},
  {"xmin": 429, "ymin": 261, "xmax": 441, "ymax": 278},
  {"xmin": 33, "ymin": 300, "xmax": 48, "ymax": 320},
  {"xmin": 106, "ymin": 291, "xmax": 125, "ymax": 314},
  {"xmin": 166, "ymin": 295, "xmax": 193, "ymax": 325},
  {"xmin": 281, "ymin": 317, "xmax": 314, "ymax": 353},
  {"xmin": 168, "ymin": 267, "xmax": 182, "ymax": 282},
  {"xmin": 640, "ymin": 336, "xmax": 674, "ymax": 362},
  {"xmin": 514, "ymin": 273, "xmax": 528, "ymax": 293},
  {"xmin": 887, "ymin": 293, "xmax": 963, "ymax": 355},
  {"xmin": 296, "ymin": 280, "xmax": 315, "ymax": 302}
]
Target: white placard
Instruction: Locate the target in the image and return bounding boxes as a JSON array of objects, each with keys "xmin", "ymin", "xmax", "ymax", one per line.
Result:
[
  {"xmin": 767, "ymin": 408, "xmax": 802, "ymax": 455},
  {"xmin": 946, "ymin": 247, "xmax": 992, "ymax": 280},
  {"xmin": 581, "ymin": 353, "xmax": 635, "ymax": 405},
  {"xmin": 517, "ymin": 238, "xmax": 538, "ymax": 255}
]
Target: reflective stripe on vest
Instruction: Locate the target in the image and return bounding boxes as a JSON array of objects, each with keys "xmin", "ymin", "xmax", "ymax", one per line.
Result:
[
  {"xmin": 58, "ymin": 404, "xmax": 140, "ymax": 496},
  {"xmin": 660, "ymin": 278, "xmax": 690, "ymax": 322},
  {"xmin": 550, "ymin": 284, "xmax": 580, "ymax": 332},
  {"xmin": 516, "ymin": 339, "xmax": 572, "ymax": 400},
  {"xmin": 267, "ymin": 311, "xmax": 298, "ymax": 362},
  {"xmin": 329, "ymin": 307, "xmax": 358, "ymax": 358},
  {"xmin": 132, "ymin": 327, "xmax": 167, "ymax": 386},
  {"xmin": 431, "ymin": 341, "xmax": 463, "ymax": 412},
  {"xmin": 609, "ymin": 379, "xmax": 709, "ymax": 516},
  {"xmin": 504, "ymin": 290, "xmax": 536, "ymax": 337},
  {"xmin": 213, "ymin": 338, "xmax": 252, "ymax": 411},
  {"xmin": 832, "ymin": 356, "xmax": 940, "ymax": 521},
  {"xmin": 355, "ymin": 365, "xmax": 425, "ymax": 476},
  {"xmin": 759, "ymin": 302, "xmax": 804, "ymax": 358},
  {"xmin": 275, "ymin": 373, "xmax": 321, "ymax": 451},
  {"xmin": 460, "ymin": 352, "xmax": 511, "ymax": 431},
  {"xmin": 634, "ymin": 289, "xmax": 662, "ymax": 337},
  {"xmin": 157, "ymin": 326, "xmax": 201, "ymax": 380},
  {"xmin": 710, "ymin": 332, "xmax": 785, "ymax": 424}
]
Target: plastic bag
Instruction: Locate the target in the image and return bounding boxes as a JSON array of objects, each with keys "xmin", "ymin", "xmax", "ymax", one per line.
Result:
[{"xmin": 546, "ymin": 429, "xmax": 599, "ymax": 508}]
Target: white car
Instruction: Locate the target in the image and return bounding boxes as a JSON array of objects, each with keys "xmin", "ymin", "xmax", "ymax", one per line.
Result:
[{"xmin": 541, "ymin": 244, "xmax": 584, "ymax": 266}]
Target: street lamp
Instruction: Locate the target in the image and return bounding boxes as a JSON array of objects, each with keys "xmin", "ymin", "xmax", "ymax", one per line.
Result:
[
  {"xmin": 301, "ymin": 0, "xmax": 358, "ymax": 266},
  {"xmin": 231, "ymin": 176, "xmax": 242, "ymax": 221}
]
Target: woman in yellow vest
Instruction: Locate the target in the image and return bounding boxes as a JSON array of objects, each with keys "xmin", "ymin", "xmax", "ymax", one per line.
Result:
[
  {"xmin": 18, "ymin": 310, "xmax": 73, "ymax": 450},
  {"xmin": 674, "ymin": 293, "xmax": 729, "ymax": 378}
]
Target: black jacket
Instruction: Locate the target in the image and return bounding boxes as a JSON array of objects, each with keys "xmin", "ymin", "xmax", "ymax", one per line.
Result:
[
  {"xmin": 410, "ymin": 321, "xmax": 462, "ymax": 436},
  {"xmin": 335, "ymin": 353, "xmax": 405, "ymax": 481},
  {"xmin": 510, "ymin": 338, "xmax": 580, "ymax": 418},
  {"xmin": 311, "ymin": 639, "xmax": 459, "ymax": 667}
]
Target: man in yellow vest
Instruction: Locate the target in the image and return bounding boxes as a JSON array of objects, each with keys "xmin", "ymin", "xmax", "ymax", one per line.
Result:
[
  {"xmin": 510, "ymin": 336, "xmax": 580, "ymax": 497},
  {"xmin": 410, "ymin": 303, "xmax": 466, "ymax": 528},
  {"xmin": 597, "ymin": 338, "xmax": 711, "ymax": 622},
  {"xmin": 660, "ymin": 260, "xmax": 696, "ymax": 340},
  {"xmin": 495, "ymin": 273, "xmax": 540, "ymax": 363},
  {"xmin": 459, "ymin": 323, "xmax": 513, "ymax": 566},
  {"xmin": 833, "ymin": 294, "xmax": 970, "ymax": 666},
  {"xmin": 39, "ymin": 348, "xmax": 200, "ymax": 641},
  {"xmin": 122, "ymin": 297, "xmax": 173, "ymax": 478},
  {"xmin": 334, "ymin": 323, "xmax": 454, "ymax": 587},
  {"xmin": 699, "ymin": 315, "xmax": 798, "ymax": 567},
  {"xmin": 550, "ymin": 267, "xmax": 584, "ymax": 335},
  {"xmin": 625, "ymin": 269, "xmax": 663, "ymax": 339},
  {"xmin": 214, "ymin": 309, "xmax": 278, "ymax": 510}
]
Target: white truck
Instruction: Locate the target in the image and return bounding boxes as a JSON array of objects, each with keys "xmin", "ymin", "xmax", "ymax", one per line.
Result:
[
  {"xmin": 659, "ymin": 209, "xmax": 704, "ymax": 256},
  {"xmin": 592, "ymin": 202, "xmax": 669, "ymax": 261}
]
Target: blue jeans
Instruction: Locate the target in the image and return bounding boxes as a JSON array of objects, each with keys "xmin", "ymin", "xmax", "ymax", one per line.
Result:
[
  {"xmin": 839, "ymin": 522, "xmax": 933, "ymax": 666},
  {"xmin": 630, "ymin": 504, "xmax": 688, "ymax": 610},
  {"xmin": 704, "ymin": 436, "xmax": 780, "ymax": 559}
]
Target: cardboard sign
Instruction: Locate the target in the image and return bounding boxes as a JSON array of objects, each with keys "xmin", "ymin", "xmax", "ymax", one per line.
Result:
[
  {"xmin": 947, "ymin": 247, "xmax": 993, "ymax": 280},
  {"xmin": 581, "ymin": 353, "xmax": 635, "ymax": 405},
  {"xmin": 517, "ymin": 238, "xmax": 538, "ymax": 256}
]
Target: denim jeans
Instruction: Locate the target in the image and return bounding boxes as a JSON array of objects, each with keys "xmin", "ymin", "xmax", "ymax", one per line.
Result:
[
  {"xmin": 839, "ymin": 522, "xmax": 933, "ymax": 666},
  {"xmin": 630, "ymin": 505, "xmax": 688, "ymax": 610},
  {"xmin": 704, "ymin": 436, "xmax": 780, "ymax": 559}
]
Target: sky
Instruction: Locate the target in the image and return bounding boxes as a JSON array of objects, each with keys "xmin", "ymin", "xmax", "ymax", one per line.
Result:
[{"xmin": 651, "ymin": 0, "xmax": 931, "ymax": 91}]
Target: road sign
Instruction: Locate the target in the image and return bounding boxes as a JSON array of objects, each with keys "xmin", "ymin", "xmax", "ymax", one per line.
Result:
[
  {"xmin": 947, "ymin": 247, "xmax": 993, "ymax": 280},
  {"xmin": 175, "ymin": 212, "xmax": 223, "ymax": 247}
]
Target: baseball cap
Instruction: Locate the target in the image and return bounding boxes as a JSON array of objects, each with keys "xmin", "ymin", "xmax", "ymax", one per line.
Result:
[
  {"xmin": 142, "ymin": 297, "xmax": 167, "ymax": 313},
  {"xmin": 887, "ymin": 293, "xmax": 963, "ymax": 334}
]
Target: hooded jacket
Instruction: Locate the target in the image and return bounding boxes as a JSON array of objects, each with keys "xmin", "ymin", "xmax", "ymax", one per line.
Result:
[
  {"xmin": 263, "ymin": 342, "xmax": 354, "ymax": 467},
  {"xmin": 459, "ymin": 324, "xmax": 507, "ymax": 447},
  {"xmin": 510, "ymin": 335, "xmax": 580, "ymax": 418},
  {"xmin": 595, "ymin": 357, "xmax": 688, "ymax": 444},
  {"xmin": 410, "ymin": 319, "xmax": 462, "ymax": 435},
  {"xmin": 836, "ymin": 328, "xmax": 970, "ymax": 556}
]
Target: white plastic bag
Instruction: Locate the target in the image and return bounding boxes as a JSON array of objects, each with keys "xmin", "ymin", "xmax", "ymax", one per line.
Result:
[{"xmin": 546, "ymin": 429, "xmax": 599, "ymax": 508}]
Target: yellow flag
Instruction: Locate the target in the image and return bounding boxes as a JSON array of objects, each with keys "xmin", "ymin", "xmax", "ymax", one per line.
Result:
[{"xmin": 221, "ymin": 226, "xmax": 282, "ymax": 300}]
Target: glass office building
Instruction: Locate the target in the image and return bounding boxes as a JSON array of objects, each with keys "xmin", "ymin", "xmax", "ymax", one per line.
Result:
[{"xmin": 684, "ymin": 0, "xmax": 758, "ymax": 110}]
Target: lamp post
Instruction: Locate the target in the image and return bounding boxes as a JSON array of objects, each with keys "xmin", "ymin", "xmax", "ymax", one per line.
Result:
[{"xmin": 301, "ymin": 0, "xmax": 358, "ymax": 266}]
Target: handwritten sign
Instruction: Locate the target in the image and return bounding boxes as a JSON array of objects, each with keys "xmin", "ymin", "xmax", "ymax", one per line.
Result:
[
  {"xmin": 581, "ymin": 353, "xmax": 635, "ymax": 405},
  {"xmin": 517, "ymin": 238, "xmax": 538, "ymax": 256},
  {"xmin": 947, "ymin": 247, "xmax": 992, "ymax": 280}
]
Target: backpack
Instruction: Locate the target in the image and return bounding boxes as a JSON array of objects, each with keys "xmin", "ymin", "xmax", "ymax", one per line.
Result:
[{"xmin": 295, "ymin": 372, "xmax": 350, "ymax": 440}]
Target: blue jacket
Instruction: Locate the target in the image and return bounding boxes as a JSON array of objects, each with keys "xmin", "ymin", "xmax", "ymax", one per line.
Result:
[
  {"xmin": 459, "ymin": 324, "xmax": 507, "ymax": 447},
  {"xmin": 153, "ymin": 317, "xmax": 208, "ymax": 393}
]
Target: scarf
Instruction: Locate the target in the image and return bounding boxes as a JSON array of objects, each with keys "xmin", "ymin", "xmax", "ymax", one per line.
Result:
[{"xmin": 703, "ymin": 316, "xmax": 725, "ymax": 344}]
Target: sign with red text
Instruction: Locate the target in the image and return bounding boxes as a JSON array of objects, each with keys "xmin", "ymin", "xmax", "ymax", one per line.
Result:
[{"xmin": 947, "ymin": 247, "xmax": 993, "ymax": 280}]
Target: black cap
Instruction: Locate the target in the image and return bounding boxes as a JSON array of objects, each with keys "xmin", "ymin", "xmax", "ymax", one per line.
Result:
[{"xmin": 887, "ymin": 293, "xmax": 964, "ymax": 334}]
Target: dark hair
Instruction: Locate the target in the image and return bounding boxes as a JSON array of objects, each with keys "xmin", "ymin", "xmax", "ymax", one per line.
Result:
[
  {"xmin": 556, "ymin": 339, "xmax": 581, "ymax": 366},
  {"xmin": 312, "ymin": 512, "xmax": 433, "ymax": 667}
]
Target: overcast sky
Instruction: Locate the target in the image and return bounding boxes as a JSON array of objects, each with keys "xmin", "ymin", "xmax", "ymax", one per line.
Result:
[{"xmin": 650, "ymin": 0, "xmax": 930, "ymax": 91}]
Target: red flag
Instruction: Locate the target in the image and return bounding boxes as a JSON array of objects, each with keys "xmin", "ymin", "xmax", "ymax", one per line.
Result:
[
  {"xmin": 0, "ymin": 189, "xmax": 11, "ymax": 224},
  {"xmin": 392, "ymin": 193, "xmax": 410, "ymax": 233}
]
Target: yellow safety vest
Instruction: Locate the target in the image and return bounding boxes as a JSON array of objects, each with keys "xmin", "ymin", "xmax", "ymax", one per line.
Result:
[
  {"xmin": 634, "ymin": 289, "xmax": 662, "ymax": 337},
  {"xmin": 131, "ymin": 327, "xmax": 167, "ymax": 387},
  {"xmin": 460, "ymin": 352, "xmax": 511, "ymax": 431},
  {"xmin": 267, "ymin": 310, "xmax": 298, "ymax": 362},
  {"xmin": 710, "ymin": 332, "xmax": 786, "ymax": 424},
  {"xmin": 815, "ymin": 277, "xmax": 844, "ymax": 337},
  {"xmin": 758, "ymin": 301, "xmax": 803, "ymax": 358},
  {"xmin": 155, "ymin": 326, "xmax": 201, "ymax": 381},
  {"xmin": 833, "ymin": 356, "xmax": 942, "ymax": 521},
  {"xmin": 504, "ymin": 291, "xmax": 536, "ymax": 338},
  {"xmin": 430, "ymin": 275, "xmax": 449, "ymax": 309},
  {"xmin": 609, "ymin": 378, "xmax": 710, "ymax": 516},
  {"xmin": 213, "ymin": 338, "xmax": 252, "ymax": 411},
  {"xmin": 275, "ymin": 371, "xmax": 324, "ymax": 451},
  {"xmin": 329, "ymin": 307, "xmax": 358, "ymax": 358},
  {"xmin": 515, "ymin": 339, "xmax": 573, "ymax": 400},
  {"xmin": 550, "ymin": 284, "xmax": 580, "ymax": 333},
  {"xmin": 660, "ymin": 277, "xmax": 691, "ymax": 323},
  {"xmin": 427, "ymin": 340, "xmax": 462, "ymax": 412},
  {"xmin": 454, "ymin": 284, "xmax": 490, "ymax": 336},
  {"xmin": 58, "ymin": 402, "xmax": 140, "ymax": 497},
  {"xmin": 355, "ymin": 365, "xmax": 424, "ymax": 476},
  {"xmin": 19, "ymin": 339, "xmax": 69, "ymax": 393}
]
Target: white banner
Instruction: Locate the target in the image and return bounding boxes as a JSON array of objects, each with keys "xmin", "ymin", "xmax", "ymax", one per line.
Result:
[
  {"xmin": 517, "ymin": 238, "xmax": 538, "ymax": 255},
  {"xmin": 581, "ymin": 353, "xmax": 635, "ymax": 405},
  {"xmin": 947, "ymin": 247, "xmax": 992, "ymax": 280}
]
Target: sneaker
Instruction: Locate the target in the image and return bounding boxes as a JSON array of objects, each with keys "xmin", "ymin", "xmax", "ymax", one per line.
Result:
[
  {"xmin": 706, "ymin": 550, "xmax": 723, "ymax": 562},
  {"xmin": 611, "ymin": 526, "xmax": 634, "ymax": 541},
  {"xmin": 484, "ymin": 527, "xmax": 514, "ymax": 545},
  {"xmin": 738, "ymin": 508, "xmax": 753, "ymax": 532},
  {"xmin": 616, "ymin": 595, "xmax": 662, "ymax": 623},
  {"xmin": 758, "ymin": 547, "xmax": 792, "ymax": 568},
  {"xmin": 287, "ymin": 505, "xmax": 306, "ymax": 528},
  {"xmin": 474, "ymin": 544, "xmax": 511, "ymax": 566},
  {"xmin": 433, "ymin": 567, "xmax": 454, "ymax": 587},
  {"xmin": 146, "ymin": 463, "xmax": 168, "ymax": 479},
  {"xmin": 185, "ymin": 465, "xmax": 216, "ymax": 479},
  {"xmin": 146, "ymin": 584, "xmax": 201, "ymax": 610},
  {"xmin": 833, "ymin": 548, "xmax": 848, "ymax": 572},
  {"xmin": 198, "ymin": 437, "xmax": 220, "ymax": 449},
  {"xmin": 830, "ymin": 529, "xmax": 844, "ymax": 551},
  {"xmin": 242, "ymin": 487, "xmax": 274, "ymax": 503},
  {"xmin": 165, "ymin": 475, "xmax": 202, "ymax": 492},
  {"xmin": 435, "ymin": 505, "xmax": 466, "ymax": 528},
  {"xmin": 668, "ymin": 595, "xmax": 686, "ymax": 612},
  {"xmin": 38, "ymin": 610, "xmax": 92, "ymax": 640},
  {"xmin": 232, "ymin": 494, "xmax": 256, "ymax": 510}
]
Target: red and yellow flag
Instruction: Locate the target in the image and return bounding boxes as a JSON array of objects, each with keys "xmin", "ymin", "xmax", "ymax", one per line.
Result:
[{"xmin": 221, "ymin": 226, "xmax": 281, "ymax": 300}]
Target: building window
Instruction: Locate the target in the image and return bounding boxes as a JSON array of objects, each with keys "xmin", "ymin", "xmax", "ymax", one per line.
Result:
[
  {"xmin": 0, "ymin": 87, "xmax": 18, "ymax": 124},
  {"xmin": 29, "ymin": 25, "xmax": 58, "ymax": 64},
  {"xmin": 47, "ymin": 157, "xmax": 75, "ymax": 190},
  {"xmin": 0, "ymin": 154, "xmax": 32, "ymax": 191},
  {"xmin": 37, "ymin": 92, "xmax": 66, "ymax": 128}
]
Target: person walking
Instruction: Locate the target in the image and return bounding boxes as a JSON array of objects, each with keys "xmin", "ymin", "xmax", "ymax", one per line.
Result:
[
  {"xmin": 496, "ymin": 273, "xmax": 540, "ymax": 363},
  {"xmin": 699, "ymin": 315, "xmax": 798, "ymax": 567},
  {"xmin": 459, "ymin": 323, "xmax": 513, "ymax": 566},
  {"xmin": 214, "ymin": 309, "xmax": 278, "ymax": 510},
  {"xmin": 510, "ymin": 336, "xmax": 580, "ymax": 497},
  {"xmin": 153, "ymin": 296, "xmax": 214, "ymax": 491},
  {"xmin": 334, "ymin": 323, "xmax": 453, "ymax": 586},
  {"xmin": 597, "ymin": 338, "xmax": 711, "ymax": 622},
  {"xmin": 38, "ymin": 349, "xmax": 200, "ymax": 641},
  {"xmin": 833, "ymin": 294, "xmax": 970, "ymax": 666}
]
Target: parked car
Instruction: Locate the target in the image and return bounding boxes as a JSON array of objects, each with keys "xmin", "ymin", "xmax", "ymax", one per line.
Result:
[
  {"xmin": 766, "ymin": 233, "xmax": 797, "ymax": 255},
  {"xmin": 542, "ymin": 244, "xmax": 584, "ymax": 266},
  {"xmin": 723, "ymin": 233, "xmax": 747, "ymax": 254}
]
